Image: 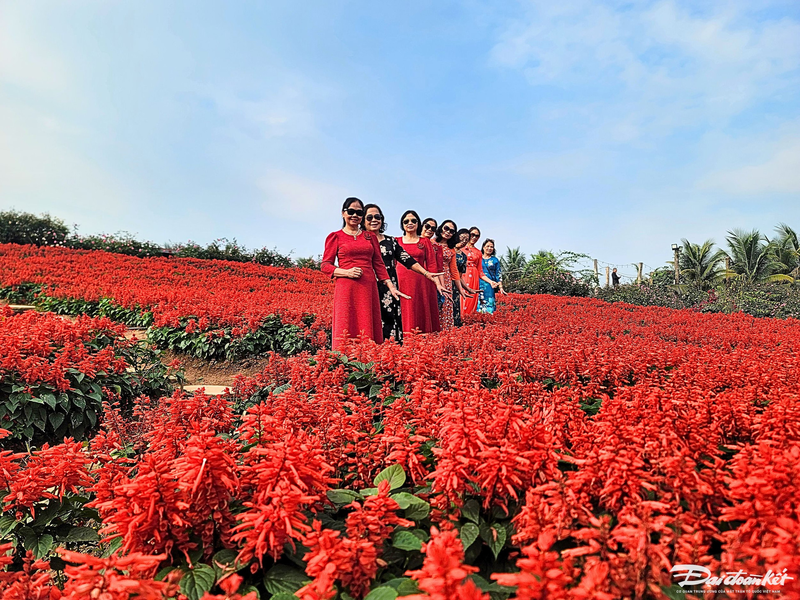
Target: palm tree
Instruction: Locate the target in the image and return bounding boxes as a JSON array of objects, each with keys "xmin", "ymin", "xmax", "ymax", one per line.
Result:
[
  {"xmin": 679, "ymin": 238, "xmax": 726, "ymax": 289},
  {"xmin": 500, "ymin": 247, "xmax": 528, "ymax": 287},
  {"xmin": 771, "ymin": 223, "xmax": 800, "ymax": 280},
  {"xmin": 725, "ymin": 228, "xmax": 792, "ymax": 283}
]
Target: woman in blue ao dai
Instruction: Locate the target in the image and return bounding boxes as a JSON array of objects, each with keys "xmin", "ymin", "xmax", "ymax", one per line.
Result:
[{"xmin": 478, "ymin": 239, "xmax": 504, "ymax": 313}]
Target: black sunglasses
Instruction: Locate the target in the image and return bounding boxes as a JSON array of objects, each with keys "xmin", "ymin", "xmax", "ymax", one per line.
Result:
[
  {"xmin": 470, "ymin": 232, "xmax": 480, "ymax": 238},
  {"xmin": 403, "ymin": 218, "xmax": 418, "ymax": 225},
  {"xmin": 345, "ymin": 208, "xmax": 364, "ymax": 217},
  {"xmin": 442, "ymin": 226, "xmax": 455, "ymax": 234},
  {"xmin": 365, "ymin": 214, "xmax": 383, "ymax": 222},
  {"xmin": 423, "ymin": 223, "xmax": 436, "ymax": 231}
]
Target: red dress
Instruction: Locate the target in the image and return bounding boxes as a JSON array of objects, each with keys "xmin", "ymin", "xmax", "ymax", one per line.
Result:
[
  {"xmin": 321, "ymin": 230, "xmax": 391, "ymax": 350},
  {"xmin": 461, "ymin": 246, "xmax": 484, "ymax": 316},
  {"xmin": 396, "ymin": 237, "xmax": 441, "ymax": 333}
]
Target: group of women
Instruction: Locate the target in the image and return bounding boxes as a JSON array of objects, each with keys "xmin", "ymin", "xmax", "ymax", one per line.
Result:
[{"xmin": 321, "ymin": 197, "xmax": 505, "ymax": 350}]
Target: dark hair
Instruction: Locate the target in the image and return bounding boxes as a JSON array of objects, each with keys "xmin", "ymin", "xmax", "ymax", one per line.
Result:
[
  {"xmin": 400, "ymin": 210, "xmax": 422, "ymax": 236},
  {"xmin": 422, "ymin": 218, "xmax": 437, "ymax": 233},
  {"xmin": 361, "ymin": 203, "xmax": 386, "ymax": 233},
  {"xmin": 469, "ymin": 226, "xmax": 481, "ymax": 237},
  {"xmin": 481, "ymin": 238, "xmax": 496, "ymax": 256},
  {"xmin": 455, "ymin": 228, "xmax": 471, "ymax": 248},
  {"xmin": 435, "ymin": 220, "xmax": 459, "ymax": 249},
  {"xmin": 341, "ymin": 197, "xmax": 364, "ymax": 227}
]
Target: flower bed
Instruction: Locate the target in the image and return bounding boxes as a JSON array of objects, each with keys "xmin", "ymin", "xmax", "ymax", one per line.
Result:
[
  {"xmin": 0, "ymin": 244, "xmax": 333, "ymax": 359},
  {"xmin": 2, "ymin": 295, "xmax": 799, "ymax": 599}
]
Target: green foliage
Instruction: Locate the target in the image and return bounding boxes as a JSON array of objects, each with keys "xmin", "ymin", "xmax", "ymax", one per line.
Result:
[
  {"xmin": 679, "ymin": 238, "xmax": 726, "ymax": 290},
  {"xmin": 597, "ymin": 282, "xmax": 706, "ymax": 310},
  {"xmin": 66, "ymin": 231, "xmax": 163, "ymax": 258},
  {"xmin": 725, "ymin": 228, "xmax": 791, "ymax": 284},
  {"xmin": 0, "ymin": 493, "xmax": 100, "ymax": 560},
  {"xmin": 148, "ymin": 315, "xmax": 312, "ymax": 362},
  {"xmin": 0, "ymin": 337, "xmax": 182, "ymax": 446},
  {"xmin": 0, "ymin": 210, "xmax": 69, "ymax": 246},
  {"xmin": 510, "ymin": 270, "xmax": 592, "ymax": 297}
]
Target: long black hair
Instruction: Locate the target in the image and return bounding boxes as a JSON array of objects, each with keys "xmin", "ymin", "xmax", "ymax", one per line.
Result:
[
  {"xmin": 341, "ymin": 197, "xmax": 364, "ymax": 227},
  {"xmin": 399, "ymin": 210, "xmax": 422, "ymax": 236},
  {"xmin": 435, "ymin": 219, "xmax": 459, "ymax": 249},
  {"xmin": 361, "ymin": 203, "xmax": 386, "ymax": 233}
]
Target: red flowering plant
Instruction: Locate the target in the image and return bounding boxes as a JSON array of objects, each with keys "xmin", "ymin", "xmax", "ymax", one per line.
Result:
[
  {"xmin": 0, "ymin": 309, "xmax": 182, "ymax": 446},
  {"xmin": 2, "ymin": 259, "xmax": 800, "ymax": 598}
]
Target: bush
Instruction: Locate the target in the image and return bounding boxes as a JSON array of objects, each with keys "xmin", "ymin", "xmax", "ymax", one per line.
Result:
[
  {"xmin": 65, "ymin": 232, "xmax": 163, "ymax": 258},
  {"xmin": 705, "ymin": 281, "xmax": 800, "ymax": 319},
  {"xmin": 0, "ymin": 210, "xmax": 69, "ymax": 246},
  {"xmin": 598, "ymin": 283, "xmax": 707, "ymax": 309},
  {"xmin": 0, "ymin": 310, "xmax": 181, "ymax": 446},
  {"xmin": 509, "ymin": 270, "xmax": 592, "ymax": 297}
]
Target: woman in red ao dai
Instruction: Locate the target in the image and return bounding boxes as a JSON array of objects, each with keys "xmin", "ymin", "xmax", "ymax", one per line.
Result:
[
  {"xmin": 321, "ymin": 198, "xmax": 408, "ymax": 350},
  {"xmin": 396, "ymin": 211, "xmax": 442, "ymax": 334}
]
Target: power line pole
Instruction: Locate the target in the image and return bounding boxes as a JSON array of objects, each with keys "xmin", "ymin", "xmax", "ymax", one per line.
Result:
[
  {"xmin": 605, "ymin": 266, "xmax": 610, "ymax": 288},
  {"xmin": 637, "ymin": 262, "xmax": 643, "ymax": 284},
  {"xmin": 672, "ymin": 244, "xmax": 680, "ymax": 285}
]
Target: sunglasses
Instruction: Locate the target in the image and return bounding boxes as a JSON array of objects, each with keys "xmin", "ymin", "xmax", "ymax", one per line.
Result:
[
  {"xmin": 365, "ymin": 214, "xmax": 383, "ymax": 222},
  {"xmin": 442, "ymin": 226, "xmax": 455, "ymax": 234},
  {"xmin": 423, "ymin": 223, "xmax": 436, "ymax": 231},
  {"xmin": 403, "ymin": 218, "xmax": 418, "ymax": 225},
  {"xmin": 470, "ymin": 233, "xmax": 480, "ymax": 238},
  {"xmin": 345, "ymin": 208, "xmax": 364, "ymax": 217}
]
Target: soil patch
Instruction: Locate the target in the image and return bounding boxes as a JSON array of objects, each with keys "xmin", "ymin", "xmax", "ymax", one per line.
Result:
[{"xmin": 161, "ymin": 350, "xmax": 270, "ymax": 387}]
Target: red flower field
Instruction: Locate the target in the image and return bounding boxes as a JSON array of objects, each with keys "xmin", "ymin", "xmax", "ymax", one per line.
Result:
[{"xmin": 1, "ymin": 244, "xmax": 799, "ymax": 599}]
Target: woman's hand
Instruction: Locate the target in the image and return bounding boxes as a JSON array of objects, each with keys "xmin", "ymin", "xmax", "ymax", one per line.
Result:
[
  {"xmin": 387, "ymin": 281, "xmax": 410, "ymax": 300},
  {"xmin": 424, "ymin": 270, "xmax": 444, "ymax": 280},
  {"xmin": 435, "ymin": 280, "xmax": 450, "ymax": 297},
  {"xmin": 490, "ymin": 281, "xmax": 500, "ymax": 289},
  {"xmin": 499, "ymin": 287, "xmax": 508, "ymax": 296},
  {"xmin": 346, "ymin": 267, "xmax": 363, "ymax": 279}
]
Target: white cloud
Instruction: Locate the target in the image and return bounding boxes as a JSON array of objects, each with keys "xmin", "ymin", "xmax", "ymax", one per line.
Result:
[
  {"xmin": 490, "ymin": 0, "xmax": 800, "ymax": 143},
  {"xmin": 257, "ymin": 170, "xmax": 350, "ymax": 220},
  {"xmin": 699, "ymin": 139, "xmax": 800, "ymax": 195}
]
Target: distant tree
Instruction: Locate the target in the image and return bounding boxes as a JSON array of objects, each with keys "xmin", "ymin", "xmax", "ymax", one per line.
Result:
[
  {"xmin": 771, "ymin": 223, "xmax": 800, "ymax": 280},
  {"xmin": 500, "ymin": 247, "xmax": 528, "ymax": 287},
  {"xmin": 725, "ymin": 228, "xmax": 792, "ymax": 283},
  {"xmin": 679, "ymin": 238, "xmax": 726, "ymax": 290}
]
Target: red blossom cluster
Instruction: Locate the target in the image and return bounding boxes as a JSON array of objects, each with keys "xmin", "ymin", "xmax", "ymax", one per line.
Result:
[
  {"xmin": 0, "ymin": 309, "xmax": 128, "ymax": 392},
  {"xmin": 1, "ymin": 247, "xmax": 799, "ymax": 598},
  {"xmin": 0, "ymin": 243, "xmax": 333, "ymax": 333}
]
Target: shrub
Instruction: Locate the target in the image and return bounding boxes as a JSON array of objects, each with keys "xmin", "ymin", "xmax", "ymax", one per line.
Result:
[
  {"xmin": 0, "ymin": 210, "xmax": 69, "ymax": 246},
  {"xmin": 509, "ymin": 270, "xmax": 592, "ymax": 297},
  {"xmin": 598, "ymin": 283, "xmax": 707, "ymax": 309},
  {"xmin": 65, "ymin": 232, "xmax": 163, "ymax": 258}
]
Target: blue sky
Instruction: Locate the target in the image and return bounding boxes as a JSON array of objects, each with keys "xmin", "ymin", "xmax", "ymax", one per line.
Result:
[{"xmin": 1, "ymin": 0, "xmax": 799, "ymax": 279}]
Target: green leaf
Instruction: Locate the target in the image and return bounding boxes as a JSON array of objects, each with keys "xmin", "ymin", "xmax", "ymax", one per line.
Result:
[
  {"xmin": 326, "ymin": 489, "xmax": 363, "ymax": 505},
  {"xmin": 404, "ymin": 498, "xmax": 430, "ymax": 521},
  {"xmin": 63, "ymin": 526, "xmax": 100, "ymax": 543},
  {"xmin": 269, "ymin": 594, "xmax": 296, "ymax": 600},
  {"xmin": 263, "ymin": 564, "xmax": 310, "ymax": 595},
  {"xmin": 460, "ymin": 523, "xmax": 480, "ymax": 549},
  {"xmin": 41, "ymin": 393, "xmax": 57, "ymax": 409},
  {"xmin": 461, "ymin": 499, "xmax": 480, "ymax": 524},
  {"xmin": 373, "ymin": 464, "xmax": 406, "ymax": 490},
  {"xmin": 49, "ymin": 411, "xmax": 65, "ymax": 432},
  {"xmin": 479, "ymin": 523, "xmax": 507, "ymax": 559},
  {"xmin": 389, "ymin": 492, "xmax": 416, "ymax": 509},
  {"xmin": 396, "ymin": 579, "xmax": 419, "ymax": 595},
  {"xmin": 360, "ymin": 487, "xmax": 379, "ymax": 496},
  {"xmin": 179, "ymin": 564, "xmax": 217, "ymax": 600},
  {"xmin": 364, "ymin": 587, "xmax": 398, "ymax": 600},
  {"xmin": 32, "ymin": 534, "xmax": 55, "ymax": 559},
  {"xmin": 392, "ymin": 531, "xmax": 423, "ymax": 552},
  {"xmin": 0, "ymin": 514, "xmax": 17, "ymax": 536},
  {"xmin": 156, "ymin": 566, "xmax": 179, "ymax": 581}
]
